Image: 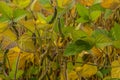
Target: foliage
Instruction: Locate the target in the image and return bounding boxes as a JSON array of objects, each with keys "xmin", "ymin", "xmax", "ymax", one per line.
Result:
[{"xmin": 0, "ymin": 0, "xmax": 120, "ymax": 80}]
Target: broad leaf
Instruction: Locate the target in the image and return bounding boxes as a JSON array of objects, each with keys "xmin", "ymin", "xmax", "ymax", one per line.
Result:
[
  {"xmin": 9, "ymin": 70, "xmax": 23, "ymax": 79},
  {"xmin": 110, "ymin": 23, "xmax": 120, "ymax": 40},
  {"xmin": 14, "ymin": 0, "xmax": 31, "ymax": 8},
  {"xmin": 18, "ymin": 34, "xmax": 35, "ymax": 52},
  {"xmin": 90, "ymin": 10, "xmax": 101, "ymax": 21},
  {"xmin": 71, "ymin": 29, "xmax": 88, "ymax": 41},
  {"xmin": 64, "ymin": 39, "xmax": 93, "ymax": 56},
  {"xmin": 95, "ymin": 34, "xmax": 112, "ymax": 47},
  {"xmin": 76, "ymin": 4, "xmax": 89, "ymax": 17},
  {"xmin": 0, "ymin": 1, "xmax": 13, "ymax": 18},
  {"xmin": 93, "ymin": 0, "xmax": 102, "ymax": 4},
  {"xmin": 0, "ymin": 15, "xmax": 10, "ymax": 22},
  {"xmin": 62, "ymin": 26, "xmax": 87, "ymax": 40},
  {"xmin": 111, "ymin": 60, "xmax": 120, "ymax": 78},
  {"xmin": 90, "ymin": 3, "xmax": 105, "ymax": 12},
  {"xmin": 0, "ymin": 22, "xmax": 8, "ymax": 33},
  {"xmin": 96, "ymin": 71, "xmax": 103, "ymax": 79},
  {"xmin": 104, "ymin": 9, "xmax": 112, "ymax": 19},
  {"xmin": 79, "ymin": 64, "xmax": 97, "ymax": 77},
  {"xmin": 57, "ymin": 0, "xmax": 73, "ymax": 8},
  {"xmin": 92, "ymin": 29, "xmax": 112, "ymax": 48},
  {"xmin": 76, "ymin": 17, "xmax": 89, "ymax": 23},
  {"xmin": 39, "ymin": 0, "xmax": 50, "ymax": 7},
  {"xmin": 13, "ymin": 9, "xmax": 27, "ymax": 21},
  {"xmin": 113, "ymin": 40, "xmax": 120, "ymax": 48}
]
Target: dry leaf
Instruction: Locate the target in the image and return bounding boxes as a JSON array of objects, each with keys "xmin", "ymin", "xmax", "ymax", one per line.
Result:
[
  {"xmin": 101, "ymin": 0, "xmax": 120, "ymax": 9},
  {"xmin": 77, "ymin": 0, "xmax": 94, "ymax": 6},
  {"xmin": 91, "ymin": 47, "xmax": 103, "ymax": 57}
]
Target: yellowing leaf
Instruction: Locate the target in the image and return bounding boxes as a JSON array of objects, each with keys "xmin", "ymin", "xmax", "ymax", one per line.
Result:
[
  {"xmin": 18, "ymin": 33, "xmax": 35, "ymax": 52},
  {"xmin": 13, "ymin": 0, "xmax": 31, "ymax": 8},
  {"xmin": 3, "ymin": 29, "xmax": 17, "ymax": 41},
  {"xmin": 57, "ymin": 0, "xmax": 72, "ymax": 8},
  {"xmin": 111, "ymin": 60, "xmax": 120, "ymax": 78},
  {"xmin": 37, "ymin": 13, "xmax": 47, "ymax": 24},
  {"xmin": 91, "ymin": 47, "xmax": 103, "ymax": 57},
  {"xmin": 0, "ymin": 1, "xmax": 13, "ymax": 18},
  {"xmin": 20, "ymin": 20, "xmax": 35, "ymax": 32},
  {"xmin": 68, "ymin": 71, "xmax": 78, "ymax": 80},
  {"xmin": 101, "ymin": 0, "xmax": 113, "ymax": 8},
  {"xmin": 10, "ymin": 47, "xmax": 20, "ymax": 53},
  {"xmin": 82, "ymin": 25, "xmax": 93, "ymax": 36},
  {"xmin": 75, "ymin": 66, "xmax": 82, "ymax": 72},
  {"xmin": 0, "ymin": 50, "xmax": 39, "ymax": 69},
  {"xmin": 79, "ymin": 64, "xmax": 97, "ymax": 77},
  {"xmin": 0, "ymin": 22, "xmax": 8, "ymax": 33},
  {"xmin": 79, "ymin": 0, "xmax": 94, "ymax": 6},
  {"xmin": 101, "ymin": 0, "xmax": 120, "ymax": 9}
]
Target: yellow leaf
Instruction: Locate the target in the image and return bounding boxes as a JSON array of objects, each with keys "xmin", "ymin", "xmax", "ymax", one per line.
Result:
[
  {"xmin": 13, "ymin": 0, "xmax": 31, "ymax": 8},
  {"xmin": 37, "ymin": 13, "xmax": 47, "ymax": 24},
  {"xmin": 0, "ymin": 22, "xmax": 8, "ymax": 33},
  {"xmin": 10, "ymin": 47, "xmax": 21, "ymax": 53},
  {"xmin": 0, "ymin": 50, "xmax": 39, "ymax": 69},
  {"xmin": 79, "ymin": 64, "xmax": 97, "ymax": 77},
  {"xmin": 75, "ymin": 66, "xmax": 82, "ymax": 72},
  {"xmin": 20, "ymin": 20, "xmax": 35, "ymax": 32},
  {"xmin": 3, "ymin": 29, "xmax": 17, "ymax": 41},
  {"xmin": 18, "ymin": 33, "xmax": 35, "ymax": 52},
  {"xmin": 1, "ymin": 29, "xmax": 17, "ymax": 50},
  {"xmin": 68, "ymin": 71, "xmax": 78, "ymax": 80},
  {"xmin": 57, "ymin": 0, "xmax": 72, "ymax": 8},
  {"xmin": 111, "ymin": 60, "xmax": 120, "ymax": 78}
]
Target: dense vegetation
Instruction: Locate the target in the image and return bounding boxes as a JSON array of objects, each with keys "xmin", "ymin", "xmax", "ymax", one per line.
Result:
[{"xmin": 0, "ymin": 0, "xmax": 120, "ymax": 80}]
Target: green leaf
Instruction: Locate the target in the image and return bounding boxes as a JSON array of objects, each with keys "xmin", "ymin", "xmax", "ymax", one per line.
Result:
[
  {"xmin": 8, "ymin": 53, "xmax": 23, "ymax": 79},
  {"xmin": 9, "ymin": 70, "xmax": 23, "ymax": 79},
  {"xmin": 100, "ymin": 68, "xmax": 111, "ymax": 76},
  {"xmin": 90, "ymin": 3, "xmax": 105, "ymax": 12},
  {"xmin": 92, "ymin": 29, "xmax": 112, "ymax": 48},
  {"xmin": 76, "ymin": 4, "xmax": 89, "ymax": 17},
  {"xmin": 113, "ymin": 40, "xmax": 120, "ymax": 48},
  {"xmin": 67, "ymin": 62, "xmax": 74, "ymax": 72},
  {"xmin": 95, "ymin": 35, "xmax": 112, "ymax": 48},
  {"xmin": 39, "ymin": 0, "xmax": 50, "ymax": 5},
  {"xmin": 16, "ymin": 70, "xmax": 23, "ymax": 79},
  {"xmin": 104, "ymin": 9, "xmax": 112, "ymax": 19},
  {"xmin": 13, "ymin": 9, "xmax": 27, "ymax": 21},
  {"xmin": 64, "ymin": 39, "xmax": 93, "ymax": 56},
  {"xmin": 0, "ymin": 1, "xmax": 13, "ymax": 18},
  {"xmin": 90, "ymin": 11, "xmax": 101, "ymax": 21},
  {"xmin": 39, "ymin": 0, "xmax": 50, "ymax": 7},
  {"xmin": 0, "ymin": 15, "xmax": 10, "ymax": 22},
  {"xmin": 76, "ymin": 17, "xmax": 89, "ymax": 23},
  {"xmin": 110, "ymin": 23, "xmax": 120, "ymax": 40},
  {"xmin": 71, "ymin": 29, "xmax": 88, "ymax": 41},
  {"xmin": 62, "ymin": 26, "xmax": 87, "ymax": 40},
  {"xmin": 93, "ymin": 0, "xmax": 102, "ymax": 4},
  {"xmin": 96, "ymin": 71, "xmax": 103, "ymax": 79}
]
